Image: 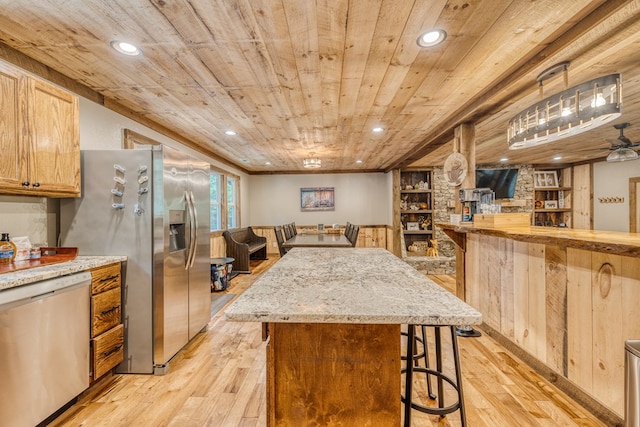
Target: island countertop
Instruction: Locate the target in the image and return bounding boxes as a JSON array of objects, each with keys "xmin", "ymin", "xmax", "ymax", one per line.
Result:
[
  {"xmin": 0, "ymin": 256, "xmax": 126, "ymax": 291},
  {"xmin": 437, "ymin": 222, "xmax": 640, "ymax": 257},
  {"xmin": 224, "ymin": 247, "xmax": 481, "ymax": 325}
]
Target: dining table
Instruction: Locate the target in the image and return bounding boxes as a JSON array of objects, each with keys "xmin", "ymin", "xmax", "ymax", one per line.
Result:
[
  {"xmin": 224, "ymin": 247, "xmax": 482, "ymax": 426},
  {"xmin": 282, "ymin": 232, "xmax": 352, "ymax": 249}
]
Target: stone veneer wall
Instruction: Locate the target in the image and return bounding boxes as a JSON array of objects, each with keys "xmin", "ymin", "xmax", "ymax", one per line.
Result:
[
  {"xmin": 402, "ymin": 164, "xmax": 534, "ymax": 276},
  {"xmin": 429, "ymin": 163, "xmax": 534, "ymax": 257}
]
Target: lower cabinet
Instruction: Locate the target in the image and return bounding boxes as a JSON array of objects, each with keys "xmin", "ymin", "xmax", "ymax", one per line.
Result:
[{"xmin": 90, "ymin": 263, "xmax": 124, "ymax": 382}]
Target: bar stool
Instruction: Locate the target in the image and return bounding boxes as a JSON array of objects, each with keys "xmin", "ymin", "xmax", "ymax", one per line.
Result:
[
  {"xmin": 401, "ymin": 325, "xmax": 436, "ymax": 400},
  {"xmin": 401, "ymin": 324, "xmax": 467, "ymax": 427}
]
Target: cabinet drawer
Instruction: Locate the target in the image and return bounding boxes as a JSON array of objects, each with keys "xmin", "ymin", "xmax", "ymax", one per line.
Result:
[
  {"xmin": 91, "ymin": 263, "xmax": 121, "ymax": 294},
  {"xmin": 92, "ymin": 324, "xmax": 124, "ymax": 380},
  {"xmin": 91, "ymin": 287, "xmax": 121, "ymax": 337}
]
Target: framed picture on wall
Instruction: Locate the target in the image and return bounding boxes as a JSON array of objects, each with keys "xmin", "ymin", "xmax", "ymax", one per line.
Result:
[
  {"xmin": 534, "ymin": 171, "xmax": 558, "ymax": 188},
  {"xmin": 300, "ymin": 187, "xmax": 335, "ymax": 211}
]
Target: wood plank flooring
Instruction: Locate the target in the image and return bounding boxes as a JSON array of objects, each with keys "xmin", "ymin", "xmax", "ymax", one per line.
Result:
[{"xmin": 50, "ymin": 257, "xmax": 608, "ymax": 427}]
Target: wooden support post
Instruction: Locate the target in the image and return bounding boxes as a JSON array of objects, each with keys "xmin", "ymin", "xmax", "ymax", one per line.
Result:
[{"xmin": 453, "ymin": 123, "xmax": 475, "ymax": 300}]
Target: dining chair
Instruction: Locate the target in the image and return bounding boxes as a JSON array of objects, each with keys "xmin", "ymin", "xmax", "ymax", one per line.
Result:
[
  {"xmin": 274, "ymin": 226, "xmax": 287, "ymax": 257},
  {"xmin": 291, "ymin": 222, "xmax": 297, "ymax": 235},
  {"xmin": 349, "ymin": 225, "xmax": 359, "ymax": 247},
  {"xmin": 283, "ymin": 223, "xmax": 293, "ymax": 240}
]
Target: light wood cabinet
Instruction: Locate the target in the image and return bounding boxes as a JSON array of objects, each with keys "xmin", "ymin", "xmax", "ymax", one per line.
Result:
[
  {"xmin": 0, "ymin": 61, "xmax": 80, "ymax": 197},
  {"xmin": 90, "ymin": 263, "xmax": 124, "ymax": 382}
]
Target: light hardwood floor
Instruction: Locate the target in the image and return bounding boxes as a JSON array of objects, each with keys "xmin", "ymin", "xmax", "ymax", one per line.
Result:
[{"xmin": 51, "ymin": 257, "xmax": 608, "ymax": 426}]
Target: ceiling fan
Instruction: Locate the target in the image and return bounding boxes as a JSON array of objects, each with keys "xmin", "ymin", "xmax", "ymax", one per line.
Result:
[{"xmin": 605, "ymin": 123, "xmax": 639, "ymax": 162}]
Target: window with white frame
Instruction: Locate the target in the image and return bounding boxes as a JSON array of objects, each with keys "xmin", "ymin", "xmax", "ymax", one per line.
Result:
[
  {"xmin": 210, "ymin": 171, "xmax": 222, "ymax": 231},
  {"xmin": 210, "ymin": 168, "xmax": 240, "ymax": 231},
  {"xmin": 227, "ymin": 176, "xmax": 238, "ymax": 229}
]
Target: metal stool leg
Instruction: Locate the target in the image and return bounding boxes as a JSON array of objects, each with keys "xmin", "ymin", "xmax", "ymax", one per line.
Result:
[
  {"xmin": 403, "ymin": 324, "xmax": 415, "ymax": 427},
  {"xmin": 401, "ymin": 324, "xmax": 467, "ymax": 426},
  {"xmin": 450, "ymin": 325, "xmax": 467, "ymax": 427},
  {"xmin": 420, "ymin": 325, "xmax": 436, "ymax": 400}
]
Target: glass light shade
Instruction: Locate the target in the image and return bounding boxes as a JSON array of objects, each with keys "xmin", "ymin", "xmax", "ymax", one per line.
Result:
[
  {"xmin": 606, "ymin": 147, "xmax": 639, "ymax": 162},
  {"xmin": 508, "ymin": 74, "xmax": 622, "ymax": 149},
  {"xmin": 303, "ymin": 158, "xmax": 321, "ymax": 168}
]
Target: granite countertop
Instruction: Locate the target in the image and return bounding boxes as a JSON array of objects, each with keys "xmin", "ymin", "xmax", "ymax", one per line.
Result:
[
  {"xmin": 0, "ymin": 256, "xmax": 126, "ymax": 291},
  {"xmin": 224, "ymin": 247, "xmax": 481, "ymax": 325}
]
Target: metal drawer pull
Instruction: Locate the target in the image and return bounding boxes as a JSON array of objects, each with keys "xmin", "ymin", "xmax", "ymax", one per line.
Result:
[
  {"xmin": 100, "ymin": 305, "xmax": 120, "ymax": 315},
  {"xmin": 103, "ymin": 345, "xmax": 122, "ymax": 357}
]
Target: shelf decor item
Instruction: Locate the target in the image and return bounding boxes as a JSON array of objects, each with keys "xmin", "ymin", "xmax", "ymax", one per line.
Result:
[
  {"xmin": 544, "ymin": 200, "xmax": 558, "ymax": 209},
  {"xmin": 534, "ymin": 171, "xmax": 558, "ymax": 188},
  {"xmin": 406, "ymin": 222, "xmax": 420, "ymax": 231}
]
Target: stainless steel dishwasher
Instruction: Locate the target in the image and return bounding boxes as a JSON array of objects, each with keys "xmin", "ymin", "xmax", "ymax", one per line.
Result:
[{"xmin": 0, "ymin": 271, "xmax": 91, "ymax": 427}]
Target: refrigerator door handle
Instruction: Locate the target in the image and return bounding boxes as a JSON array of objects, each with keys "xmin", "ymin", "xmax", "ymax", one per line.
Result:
[
  {"xmin": 184, "ymin": 191, "xmax": 198, "ymax": 270},
  {"xmin": 188, "ymin": 190, "xmax": 199, "ymax": 268},
  {"xmin": 184, "ymin": 190, "xmax": 195, "ymax": 270}
]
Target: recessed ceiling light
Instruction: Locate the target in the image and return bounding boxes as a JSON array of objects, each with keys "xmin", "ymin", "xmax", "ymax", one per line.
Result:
[
  {"xmin": 265, "ymin": 161, "xmax": 271, "ymax": 165},
  {"xmin": 500, "ymin": 158, "xmax": 508, "ymax": 162},
  {"xmin": 372, "ymin": 127, "xmax": 384, "ymax": 133},
  {"xmin": 225, "ymin": 130, "xmax": 237, "ymax": 136},
  {"xmin": 110, "ymin": 40, "xmax": 142, "ymax": 56},
  {"xmin": 553, "ymin": 156, "xmax": 562, "ymax": 161},
  {"xmin": 355, "ymin": 160, "xmax": 363, "ymax": 164},
  {"xmin": 416, "ymin": 29, "xmax": 447, "ymax": 48},
  {"xmin": 240, "ymin": 159, "xmax": 249, "ymax": 164}
]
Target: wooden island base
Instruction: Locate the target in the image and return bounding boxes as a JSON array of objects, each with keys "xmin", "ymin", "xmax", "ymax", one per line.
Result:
[{"xmin": 267, "ymin": 322, "xmax": 400, "ymax": 426}]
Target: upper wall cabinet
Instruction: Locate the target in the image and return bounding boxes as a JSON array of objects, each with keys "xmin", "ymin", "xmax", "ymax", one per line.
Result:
[{"xmin": 0, "ymin": 62, "xmax": 80, "ymax": 197}]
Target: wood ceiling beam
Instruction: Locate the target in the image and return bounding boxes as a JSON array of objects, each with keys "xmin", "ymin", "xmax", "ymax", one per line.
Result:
[{"xmin": 384, "ymin": 0, "xmax": 634, "ymax": 172}]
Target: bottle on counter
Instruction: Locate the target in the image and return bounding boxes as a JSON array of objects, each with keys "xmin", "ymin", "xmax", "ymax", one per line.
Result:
[{"xmin": 0, "ymin": 233, "xmax": 17, "ymax": 264}]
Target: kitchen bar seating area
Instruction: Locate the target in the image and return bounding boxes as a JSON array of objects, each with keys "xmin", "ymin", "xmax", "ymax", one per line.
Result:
[{"xmin": 46, "ymin": 257, "xmax": 608, "ymax": 426}]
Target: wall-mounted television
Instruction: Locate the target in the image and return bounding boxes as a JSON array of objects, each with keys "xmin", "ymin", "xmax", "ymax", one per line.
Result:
[{"xmin": 475, "ymin": 168, "xmax": 519, "ymax": 199}]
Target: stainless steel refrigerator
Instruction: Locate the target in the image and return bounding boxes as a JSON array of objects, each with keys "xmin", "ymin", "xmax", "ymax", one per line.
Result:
[{"xmin": 60, "ymin": 146, "xmax": 211, "ymax": 374}]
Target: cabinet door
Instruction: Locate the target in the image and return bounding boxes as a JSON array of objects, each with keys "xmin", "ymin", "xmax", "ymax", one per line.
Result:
[
  {"xmin": 0, "ymin": 63, "xmax": 23, "ymax": 189},
  {"xmin": 24, "ymin": 77, "xmax": 80, "ymax": 196}
]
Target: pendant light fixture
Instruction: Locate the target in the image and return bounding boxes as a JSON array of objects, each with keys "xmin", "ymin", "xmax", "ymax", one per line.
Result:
[
  {"xmin": 303, "ymin": 154, "xmax": 321, "ymax": 169},
  {"xmin": 508, "ymin": 63, "xmax": 622, "ymax": 150}
]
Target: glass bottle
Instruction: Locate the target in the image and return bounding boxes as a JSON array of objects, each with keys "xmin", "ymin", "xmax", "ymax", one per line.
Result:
[{"xmin": 0, "ymin": 233, "xmax": 16, "ymax": 264}]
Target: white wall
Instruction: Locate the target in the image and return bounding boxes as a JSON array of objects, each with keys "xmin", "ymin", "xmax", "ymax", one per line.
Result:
[
  {"xmin": 593, "ymin": 160, "xmax": 640, "ymax": 232},
  {"xmin": 248, "ymin": 172, "xmax": 393, "ymax": 226}
]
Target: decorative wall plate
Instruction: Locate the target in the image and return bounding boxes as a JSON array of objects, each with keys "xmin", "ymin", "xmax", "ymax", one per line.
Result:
[{"xmin": 443, "ymin": 152, "xmax": 468, "ymax": 186}]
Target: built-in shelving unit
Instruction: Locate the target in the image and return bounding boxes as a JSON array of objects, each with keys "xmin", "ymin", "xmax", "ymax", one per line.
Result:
[
  {"xmin": 532, "ymin": 167, "xmax": 572, "ymax": 227},
  {"xmin": 399, "ymin": 169, "xmax": 433, "ymax": 255}
]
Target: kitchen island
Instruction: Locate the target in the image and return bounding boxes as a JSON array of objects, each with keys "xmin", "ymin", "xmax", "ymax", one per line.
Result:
[
  {"xmin": 438, "ymin": 222, "xmax": 640, "ymax": 424},
  {"xmin": 224, "ymin": 247, "xmax": 481, "ymax": 426}
]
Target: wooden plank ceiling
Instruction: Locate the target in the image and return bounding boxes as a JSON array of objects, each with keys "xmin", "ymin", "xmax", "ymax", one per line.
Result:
[{"xmin": 0, "ymin": 0, "xmax": 638, "ymax": 173}]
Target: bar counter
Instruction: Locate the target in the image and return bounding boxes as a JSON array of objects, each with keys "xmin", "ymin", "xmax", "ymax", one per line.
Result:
[
  {"xmin": 225, "ymin": 247, "xmax": 481, "ymax": 426},
  {"xmin": 438, "ymin": 222, "xmax": 640, "ymax": 257},
  {"xmin": 436, "ymin": 221, "xmax": 639, "ymax": 424}
]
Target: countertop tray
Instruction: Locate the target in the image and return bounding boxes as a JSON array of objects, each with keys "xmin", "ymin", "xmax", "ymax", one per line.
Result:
[{"xmin": 0, "ymin": 247, "xmax": 79, "ymax": 274}]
